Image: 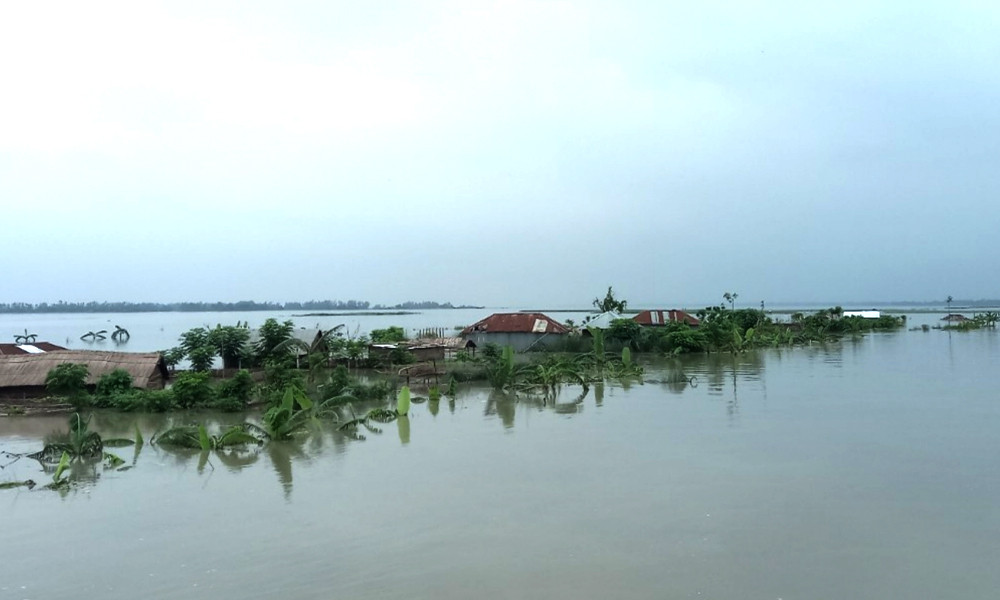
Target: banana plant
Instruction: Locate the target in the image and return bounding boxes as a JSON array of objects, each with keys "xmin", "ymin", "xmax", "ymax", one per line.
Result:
[
  {"xmin": 397, "ymin": 386, "xmax": 411, "ymax": 416},
  {"xmin": 338, "ymin": 405, "xmax": 398, "ymax": 440},
  {"xmin": 728, "ymin": 327, "xmax": 755, "ymax": 354},
  {"xmin": 606, "ymin": 347, "xmax": 643, "ymax": 379},
  {"xmin": 48, "ymin": 452, "xmax": 72, "ymax": 489},
  {"xmin": 32, "ymin": 414, "xmax": 103, "ymax": 461},
  {"xmin": 153, "ymin": 424, "xmax": 262, "ymax": 449},
  {"xmin": 529, "ymin": 362, "xmax": 589, "ymax": 397},
  {"xmin": 245, "ymin": 386, "xmax": 320, "ymax": 441},
  {"xmin": 486, "ymin": 346, "xmax": 533, "ymax": 390}
]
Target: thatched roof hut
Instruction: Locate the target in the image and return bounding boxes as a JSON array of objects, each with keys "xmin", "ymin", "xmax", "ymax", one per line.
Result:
[{"xmin": 0, "ymin": 351, "xmax": 168, "ymax": 397}]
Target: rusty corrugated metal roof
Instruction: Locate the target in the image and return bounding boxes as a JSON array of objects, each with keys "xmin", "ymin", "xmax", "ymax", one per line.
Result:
[
  {"xmin": 0, "ymin": 342, "xmax": 67, "ymax": 355},
  {"xmin": 632, "ymin": 310, "xmax": 700, "ymax": 326},
  {"xmin": 461, "ymin": 313, "xmax": 568, "ymax": 335}
]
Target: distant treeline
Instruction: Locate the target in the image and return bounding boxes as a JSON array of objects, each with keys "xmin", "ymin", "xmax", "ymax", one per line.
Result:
[{"xmin": 0, "ymin": 300, "xmax": 481, "ymax": 314}]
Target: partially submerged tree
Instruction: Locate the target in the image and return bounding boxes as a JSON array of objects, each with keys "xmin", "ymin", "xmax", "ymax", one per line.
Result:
[
  {"xmin": 178, "ymin": 327, "xmax": 216, "ymax": 372},
  {"xmin": 208, "ymin": 325, "xmax": 251, "ymax": 369},
  {"xmin": 254, "ymin": 318, "xmax": 295, "ymax": 366}
]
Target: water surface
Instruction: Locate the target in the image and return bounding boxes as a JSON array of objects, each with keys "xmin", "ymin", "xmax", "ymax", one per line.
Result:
[{"xmin": 2, "ymin": 327, "xmax": 999, "ymax": 599}]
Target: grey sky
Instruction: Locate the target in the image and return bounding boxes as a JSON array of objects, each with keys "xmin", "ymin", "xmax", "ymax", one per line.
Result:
[{"xmin": 2, "ymin": 1, "xmax": 998, "ymax": 308}]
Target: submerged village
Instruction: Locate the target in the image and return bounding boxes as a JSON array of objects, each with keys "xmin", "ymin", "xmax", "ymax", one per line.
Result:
[
  {"xmin": 1, "ymin": 290, "xmax": 915, "ymax": 414},
  {"xmin": 3, "ymin": 288, "xmax": 998, "ymax": 490}
]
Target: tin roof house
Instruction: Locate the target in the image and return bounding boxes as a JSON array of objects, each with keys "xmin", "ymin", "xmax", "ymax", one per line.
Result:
[
  {"xmin": 461, "ymin": 313, "xmax": 568, "ymax": 352},
  {"xmin": 0, "ymin": 342, "xmax": 67, "ymax": 355},
  {"xmin": 632, "ymin": 309, "xmax": 700, "ymax": 327},
  {"xmin": 580, "ymin": 312, "xmax": 627, "ymax": 330}
]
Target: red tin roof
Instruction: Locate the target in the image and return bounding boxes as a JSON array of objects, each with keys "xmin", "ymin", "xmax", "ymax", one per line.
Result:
[
  {"xmin": 0, "ymin": 342, "xmax": 67, "ymax": 355},
  {"xmin": 462, "ymin": 313, "xmax": 568, "ymax": 335},
  {"xmin": 632, "ymin": 310, "xmax": 700, "ymax": 326}
]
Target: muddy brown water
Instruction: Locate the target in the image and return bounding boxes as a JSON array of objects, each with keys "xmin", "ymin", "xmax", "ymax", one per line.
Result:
[{"xmin": 2, "ymin": 327, "xmax": 999, "ymax": 599}]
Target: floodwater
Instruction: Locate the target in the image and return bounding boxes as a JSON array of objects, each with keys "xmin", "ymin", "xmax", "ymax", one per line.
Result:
[
  {"xmin": 0, "ymin": 308, "xmax": 569, "ymax": 353},
  {"xmin": 2, "ymin": 325, "xmax": 1000, "ymax": 599}
]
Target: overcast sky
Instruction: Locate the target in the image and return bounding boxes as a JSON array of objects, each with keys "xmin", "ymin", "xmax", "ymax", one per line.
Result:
[{"xmin": 2, "ymin": 1, "xmax": 998, "ymax": 308}]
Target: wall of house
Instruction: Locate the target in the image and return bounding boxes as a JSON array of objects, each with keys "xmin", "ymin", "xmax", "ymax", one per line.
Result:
[
  {"xmin": 411, "ymin": 347, "xmax": 446, "ymax": 362},
  {"xmin": 465, "ymin": 332, "xmax": 563, "ymax": 352},
  {"xmin": 0, "ymin": 385, "xmax": 48, "ymax": 400}
]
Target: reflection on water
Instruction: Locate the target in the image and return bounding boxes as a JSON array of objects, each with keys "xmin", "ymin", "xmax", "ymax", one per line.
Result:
[
  {"xmin": 484, "ymin": 386, "xmax": 592, "ymax": 429},
  {"xmin": 3, "ymin": 328, "xmax": 1000, "ymax": 599}
]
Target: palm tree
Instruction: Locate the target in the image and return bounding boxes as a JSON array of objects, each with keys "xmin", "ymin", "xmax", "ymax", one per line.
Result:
[
  {"xmin": 723, "ymin": 292, "xmax": 739, "ymax": 310},
  {"xmin": 111, "ymin": 325, "xmax": 130, "ymax": 343},
  {"xmin": 946, "ymin": 295, "xmax": 953, "ymax": 312},
  {"xmin": 13, "ymin": 329, "xmax": 38, "ymax": 344}
]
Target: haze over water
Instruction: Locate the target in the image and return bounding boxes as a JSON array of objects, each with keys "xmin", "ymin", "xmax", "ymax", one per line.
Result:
[{"xmin": 3, "ymin": 325, "xmax": 998, "ymax": 599}]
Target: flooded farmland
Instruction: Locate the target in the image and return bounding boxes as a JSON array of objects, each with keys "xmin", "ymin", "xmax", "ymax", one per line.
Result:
[{"xmin": 2, "ymin": 323, "xmax": 999, "ymax": 599}]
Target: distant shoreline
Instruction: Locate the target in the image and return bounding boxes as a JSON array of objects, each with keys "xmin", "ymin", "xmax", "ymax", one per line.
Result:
[
  {"xmin": 292, "ymin": 311, "xmax": 417, "ymax": 317},
  {"xmin": 522, "ymin": 306, "xmax": 1000, "ymax": 315},
  {"xmin": 0, "ymin": 301, "xmax": 484, "ymax": 315}
]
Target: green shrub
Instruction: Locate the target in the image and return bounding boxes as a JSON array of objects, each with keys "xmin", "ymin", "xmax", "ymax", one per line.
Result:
[
  {"xmin": 107, "ymin": 389, "xmax": 176, "ymax": 412},
  {"xmin": 142, "ymin": 389, "xmax": 176, "ymax": 412},
  {"xmin": 108, "ymin": 390, "xmax": 143, "ymax": 412},
  {"xmin": 346, "ymin": 379, "xmax": 393, "ymax": 402},
  {"xmin": 481, "ymin": 343, "xmax": 502, "ymax": 360},
  {"xmin": 210, "ymin": 394, "xmax": 247, "ymax": 412},
  {"xmin": 370, "ymin": 326, "xmax": 407, "ymax": 343},
  {"xmin": 214, "ymin": 370, "xmax": 254, "ymax": 412},
  {"xmin": 327, "ymin": 366, "xmax": 350, "ymax": 396},
  {"xmin": 45, "ymin": 363, "xmax": 90, "ymax": 407},
  {"xmin": 387, "ymin": 346, "xmax": 414, "ymax": 365},
  {"xmin": 96, "ymin": 369, "xmax": 133, "ymax": 397},
  {"xmin": 171, "ymin": 371, "xmax": 215, "ymax": 409},
  {"xmin": 264, "ymin": 362, "xmax": 303, "ymax": 392}
]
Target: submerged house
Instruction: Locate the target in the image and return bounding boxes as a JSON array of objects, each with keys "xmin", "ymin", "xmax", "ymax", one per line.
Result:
[
  {"xmin": 632, "ymin": 309, "xmax": 700, "ymax": 327},
  {"xmin": 0, "ymin": 351, "xmax": 169, "ymax": 398},
  {"xmin": 461, "ymin": 313, "xmax": 568, "ymax": 352}
]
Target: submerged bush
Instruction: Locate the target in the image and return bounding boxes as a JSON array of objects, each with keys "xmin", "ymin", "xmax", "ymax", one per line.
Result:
[
  {"xmin": 171, "ymin": 371, "xmax": 215, "ymax": 409},
  {"xmin": 107, "ymin": 389, "xmax": 176, "ymax": 412},
  {"xmin": 45, "ymin": 363, "xmax": 90, "ymax": 408},
  {"xmin": 214, "ymin": 370, "xmax": 254, "ymax": 412},
  {"xmin": 95, "ymin": 369, "xmax": 133, "ymax": 397},
  {"xmin": 370, "ymin": 326, "xmax": 407, "ymax": 343}
]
